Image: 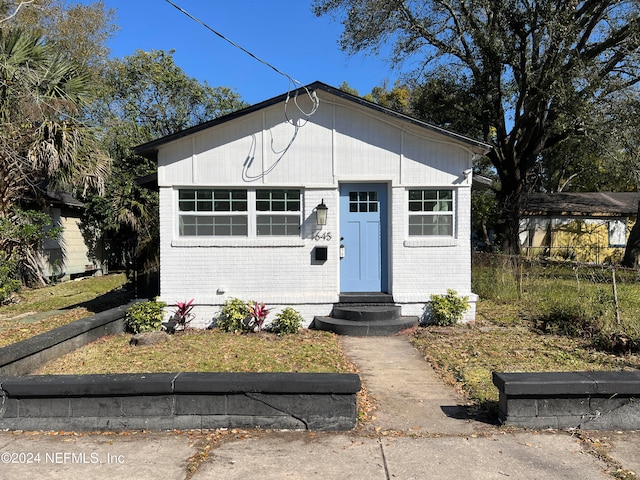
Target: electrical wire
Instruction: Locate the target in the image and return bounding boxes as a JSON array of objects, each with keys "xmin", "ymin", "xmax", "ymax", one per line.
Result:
[{"xmin": 164, "ymin": 0, "xmax": 319, "ymax": 122}]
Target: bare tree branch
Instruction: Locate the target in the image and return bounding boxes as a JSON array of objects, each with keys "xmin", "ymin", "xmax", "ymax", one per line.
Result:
[{"xmin": 0, "ymin": 0, "xmax": 36, "ymax": 25}]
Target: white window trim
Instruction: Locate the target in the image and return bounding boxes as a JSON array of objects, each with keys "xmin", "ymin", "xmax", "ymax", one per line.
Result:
[
  {"xmin": 406, "ymin": 188, "xmax": 457, "ymax": 240},
  {"xmin": 175, "ymin": 187, "xmax": 303, "ymax": 241}
]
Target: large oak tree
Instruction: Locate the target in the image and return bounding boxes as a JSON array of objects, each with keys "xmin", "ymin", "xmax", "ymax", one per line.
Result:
[{"xmin": 314, "ymin": 0, "xmax": 640, "ymax": 252}]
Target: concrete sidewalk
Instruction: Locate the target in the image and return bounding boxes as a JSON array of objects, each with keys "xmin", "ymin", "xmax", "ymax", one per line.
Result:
[{"xmin": 1, "ymin": 334, "xmax": 638, "ymax": 479}]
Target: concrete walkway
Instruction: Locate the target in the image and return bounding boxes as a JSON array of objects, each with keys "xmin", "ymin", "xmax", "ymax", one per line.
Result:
[{"xmin": 1, "ymin": 334, "xmax": 639, "ymax": 479}]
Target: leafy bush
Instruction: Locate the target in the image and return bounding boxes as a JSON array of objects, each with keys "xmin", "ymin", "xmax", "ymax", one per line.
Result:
[
  {"xmin": 164, "ymin": 298, "xmax": 195, "ymax": 333},
  {"xmin": 426, "ymin": 289, "xmax": 469, "ymax": 326},
  {"xmin": 124, "ymin": 299, "xmax": 167, "ymax": 333},
  {"xmin": 269, "ymin": 307, "xmax": 303, "ymax": 334},
  {"xmin": 0, "ymin": 255, "xmax": 20, "ymax": 304},
  {"xmin": 248, "ymin": 301, "xmax": 270, "ymax": 331},
  {"xmin": 216, "ymin": 298, "xmax": 252, "ymax": 333}
]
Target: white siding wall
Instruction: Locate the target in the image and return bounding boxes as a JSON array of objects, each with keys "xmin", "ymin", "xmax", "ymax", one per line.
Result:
[
  {"xmin": 39, "ymin": 208, "xmax": 101, "ymax": 280},
  {"xmin": 158, "ymin": 90, "xmax": 481, "ymax": 326}
]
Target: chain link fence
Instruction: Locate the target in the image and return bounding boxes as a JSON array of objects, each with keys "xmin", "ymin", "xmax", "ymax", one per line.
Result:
[{"xmin": 472, "ymin": 253, "xmax": 640, "ymax": 351}]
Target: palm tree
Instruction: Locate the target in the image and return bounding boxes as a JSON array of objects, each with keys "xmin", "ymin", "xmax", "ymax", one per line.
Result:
[
  {"xmin": 0, "ymin": 27, "xmax": 110, "ymax": 203},
  {"xmin": 0, "ymin": 26, "xmax": 110, "ymax": 284}
]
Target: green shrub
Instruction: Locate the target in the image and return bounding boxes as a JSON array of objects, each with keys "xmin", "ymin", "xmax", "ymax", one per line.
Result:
[
  {"xmin": 0, "ymin": 255, "xmax": 20, "ymax": 304},
  {"xmin": 217, "ymin": 298, "xmax": 252, "ymax": 333},
  {"xmin": 269, "ymin": 307, "xmax": 303, "ymax": 334},
  {"xmin": 426, "ymin": 289, "xmax": 469, "ymax": 326},
  {"xmin": 124, "ymin": 299, "xmax": 167, "ymax": 333}
]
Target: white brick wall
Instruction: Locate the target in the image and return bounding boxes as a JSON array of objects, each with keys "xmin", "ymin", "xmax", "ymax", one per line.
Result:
[
  {"xmin": 159, "ymin": 187, "xmax": 340, "ymax": 328},
  {"xmin": 389, "ymin": 185, "xmax": 475, "ymax": 322},
  {"xmin": 159, "ymin": 183, "xmax": 476, "ymax": 327}
]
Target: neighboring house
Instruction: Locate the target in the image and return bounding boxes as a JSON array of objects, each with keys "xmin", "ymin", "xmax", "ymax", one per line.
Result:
[
  {"xmin": 38, "ymin": 191, "xmax": 104, "ymax": 282},
  {"xmin": 134, "ymin": 81, "xmax": 490, "ymax": 328},
  {"xmin": 520, "ymin": 192, "xmax": 640, "ymax": 263}
]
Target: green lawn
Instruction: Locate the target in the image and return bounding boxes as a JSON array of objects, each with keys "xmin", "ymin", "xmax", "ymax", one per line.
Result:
[{"xmin": 0, "ymin": 274, "xmax": 130, "ymax": 348}]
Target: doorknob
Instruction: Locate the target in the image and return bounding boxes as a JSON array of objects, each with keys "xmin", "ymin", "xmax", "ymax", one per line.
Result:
[{"xmin": 339, "ymin": 243, "xmax": 345, "ymax": 258}]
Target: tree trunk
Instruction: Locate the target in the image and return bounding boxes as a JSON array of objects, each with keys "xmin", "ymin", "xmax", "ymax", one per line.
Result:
[
  {"xmin": 622, "ymin": 201, "xmax": 640, "ymax": 268},
  {"xmin": 493, "ymin": 167, "xmax": 526, "ymax": 255}
]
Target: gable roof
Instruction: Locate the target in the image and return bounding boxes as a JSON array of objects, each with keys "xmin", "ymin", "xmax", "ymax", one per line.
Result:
[
  {"xmin": 522, "ymin": 192, "xmax": 640, "ymax": 217},
  {"xmin": 134, "ymin": 81, "xmax": 491, "ymax": 158}
]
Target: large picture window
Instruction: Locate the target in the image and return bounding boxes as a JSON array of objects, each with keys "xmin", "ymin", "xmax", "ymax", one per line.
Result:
[
  {"xmin": 408, "ymin": 189, "xmax": 454, "ymax": 236},
  {"xmin": 178, "ymin": 188, "xmax": 301, "ymax": 237}
]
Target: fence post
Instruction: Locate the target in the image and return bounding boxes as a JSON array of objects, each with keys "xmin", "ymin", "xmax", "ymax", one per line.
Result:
[{"xmin": 612, "ymin": 268, "xmax": 621, "ymax": 329}]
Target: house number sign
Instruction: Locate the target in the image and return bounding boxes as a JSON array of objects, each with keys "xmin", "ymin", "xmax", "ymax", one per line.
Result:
[{"xmin": 311, "ymin": 231, "xmax": 333, "ymax": 241}]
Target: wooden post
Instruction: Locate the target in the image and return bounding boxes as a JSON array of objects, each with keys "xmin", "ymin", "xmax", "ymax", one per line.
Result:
[{"xmin": 612, "ymin": 268, "xmax": 621, "ymax": 329}]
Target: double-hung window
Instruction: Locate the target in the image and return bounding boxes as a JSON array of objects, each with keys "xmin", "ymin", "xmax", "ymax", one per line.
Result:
[
  {"xmin": 256, "ymin": 189, "xmax": 301, "ymax": 236},
  {"xmin": 178, "ymin": 188, "xmax": 301, "ymax": 237},
  {"xmin": 408, "ymin": 189, "xmax": 454, "ymax": 236},
  {"xmin": 179, "ymin": 189, "xmax": 248, "ymax": 236}
]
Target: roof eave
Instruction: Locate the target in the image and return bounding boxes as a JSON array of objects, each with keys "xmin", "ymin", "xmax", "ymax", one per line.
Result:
[{"xmin": 133, "ymin": 81, "xmax": 492, "ymax": 158}]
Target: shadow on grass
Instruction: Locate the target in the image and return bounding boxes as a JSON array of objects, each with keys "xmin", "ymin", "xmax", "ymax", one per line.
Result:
[{"xmin": 60, "ymin": 283, "xmax": 136, "ymax": 315}]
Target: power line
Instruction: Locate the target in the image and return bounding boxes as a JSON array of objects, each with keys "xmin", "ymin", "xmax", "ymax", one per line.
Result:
[
  {"xmin": 165, "ymin": 0, "xmax": 300, "ymax": 87},
  {"xmin": 163, "ymin": 0, "xmax": 319, "ymax": 120}
]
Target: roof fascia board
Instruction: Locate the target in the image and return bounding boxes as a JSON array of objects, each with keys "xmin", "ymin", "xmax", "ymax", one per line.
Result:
[{"xmin": 134, "ymin": 81, "xmax": 492, "ymax": 158}]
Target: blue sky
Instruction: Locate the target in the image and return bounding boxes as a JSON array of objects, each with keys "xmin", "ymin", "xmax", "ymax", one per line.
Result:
[{"xmin": 80, "ymin": 0, "xmax": 402, "ymax": 105}]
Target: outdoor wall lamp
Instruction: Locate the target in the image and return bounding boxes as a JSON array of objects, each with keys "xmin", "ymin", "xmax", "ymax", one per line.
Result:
[{"xmin": 315, "ymin": 199, "xmax": 328, "ymax": 226}]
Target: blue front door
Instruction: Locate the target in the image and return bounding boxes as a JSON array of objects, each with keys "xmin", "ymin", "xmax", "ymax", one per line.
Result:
[{"xmin": 339, "ymin": 183, "xmax": 388, "ymax": 292}]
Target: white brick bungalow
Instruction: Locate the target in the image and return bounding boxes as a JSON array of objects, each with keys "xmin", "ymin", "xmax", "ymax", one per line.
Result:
[{"xmin": 135, "ymin": 82, "xmax": 490, "ymax": 328}]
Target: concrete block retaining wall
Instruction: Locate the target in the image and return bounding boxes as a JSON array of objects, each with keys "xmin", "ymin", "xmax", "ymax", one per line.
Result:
[
  {"xmin": 493, "ymin": 371, "xmax": 640, "ymax": 430},
  {"xmin": 0, "ymin": 303, "xmax": 361, "ymax": 431},
  {"xmin": 0, "ymin": 372, "xmax": 361, "ymax": 431},
  {"xmin": 0, "ymin": 301, "xmax": 138, "ymax": 377}
]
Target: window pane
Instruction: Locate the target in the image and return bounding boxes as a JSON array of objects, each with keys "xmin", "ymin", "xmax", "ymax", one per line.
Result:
[
  {"xmin": 424, "ymin": 191, "xmax": 438, "ymax": 200},
  {"xmin": 438, "ymin": 199, "xmax": 452, "ymax": 212},
  {"xmin": 179, "ymin": 215, "xmax": 248, "ymax": 236},
  {"xmin": 179, "ymin": 200, "xmax": 195, "ymax": 211},
  {"xmin": 231, "ymin": 217, "xmax": 248, "ymax": 236},
  {"xmin": 179, "ymin": 190, "xmax": 195, "ymax": 200},
  {"xmin": 231, "ymin": 200, "xmax": 247, "ymax": 211},
  {"xmin": 440, "ymin": 190, "xmax": 453, "ymax": 200},
  {"xmin": 408, "ymin": 224, "xmax": 423, "ymax": 236},
  {"xmin": 408, "ymin": 190, "xmax": 422, "ymax": 201},
  {"xmin": 216, "ymin": 224, "xmax": 230, "ymax": 236},
  {"xmin": 197, "ymin": 200, "xmax": 213, "ymax": 211},
  {"xmin": 257, "ymin": 215, "xmax": 300, "ymax": 236},
  {"xmin": 214, "ymin": 200, "xmax": 230, "ymax": 211},
  {"xmin": 255, "ymin": 189, "xmax": 300, "ymax": 212},
  {"xmin": 369, "ymin": 203, "xmax": 378, "ymax": 213},
  {"xmin": 408, "ymin": 214, "xmax": 453, "ymax": 236},
  {"xmin": 349, "ymin": 192, "xmax": 358, "ymax": 202},
  {"xmin": 197, "ymin": 190, "xmax": 213, "ymax": 200},
  {"xmin": 232, "ymin": 190, "xmax": 247, "ymax": 200}
]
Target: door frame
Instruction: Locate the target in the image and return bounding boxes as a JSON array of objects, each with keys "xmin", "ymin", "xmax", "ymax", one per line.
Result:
[{"xmin": 338, "ymin": 182, "xmax": 390, "ymax": 293}]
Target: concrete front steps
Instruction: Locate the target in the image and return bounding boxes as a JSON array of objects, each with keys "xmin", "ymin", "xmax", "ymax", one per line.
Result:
[{"xmin": 313, "ymin": 293, "xmax": 419, "ymax": 336}]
